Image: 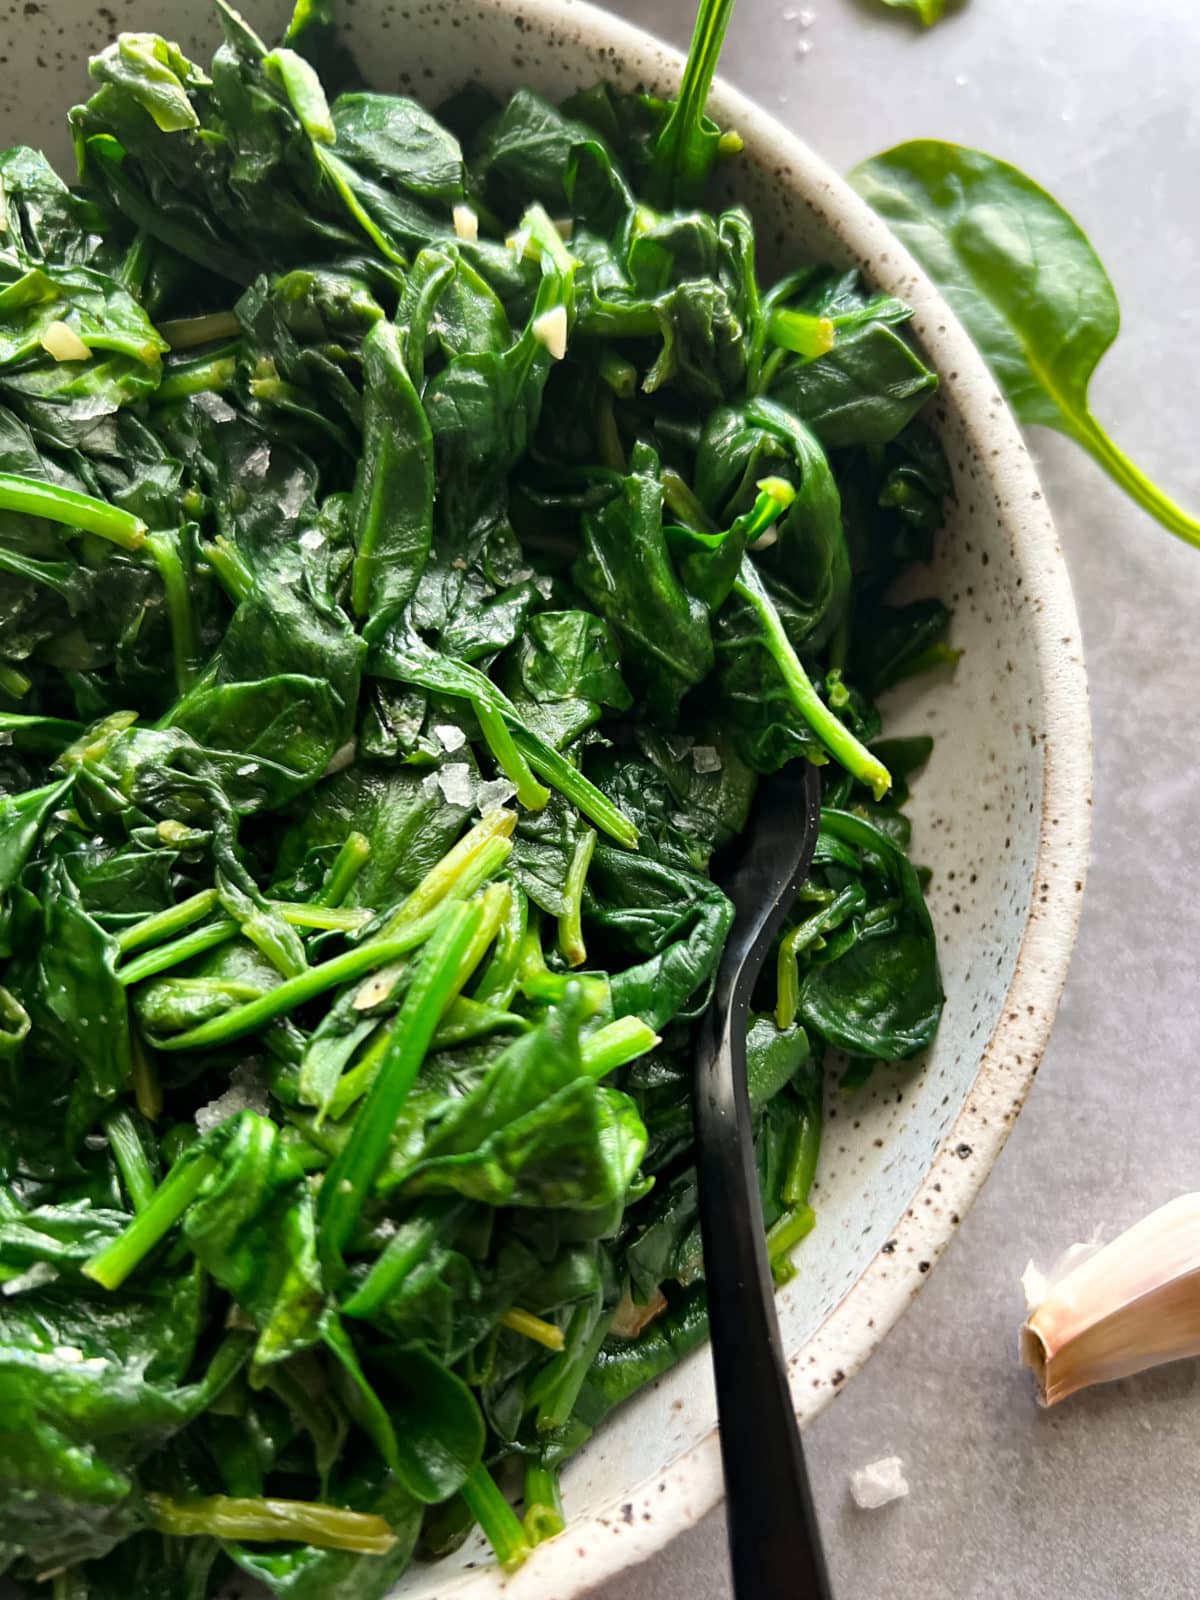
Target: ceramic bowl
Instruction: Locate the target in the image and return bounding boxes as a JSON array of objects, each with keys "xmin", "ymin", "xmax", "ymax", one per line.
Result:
[{"xmin": 14, "ymin": 1, "xmax": 1092, "ymax": 1592}]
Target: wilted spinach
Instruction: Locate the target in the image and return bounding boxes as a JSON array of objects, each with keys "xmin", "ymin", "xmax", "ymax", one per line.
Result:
[{"xmin": 0, "ymin": 0, "xmax": 950, "ymax": 1590}]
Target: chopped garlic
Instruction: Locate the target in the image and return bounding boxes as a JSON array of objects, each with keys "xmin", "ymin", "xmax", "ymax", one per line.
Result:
[
  {"xmin": 850, "ymin": 1456, "xmax": 909, "ymax": 1510},
  {"xmin": 41, "ymin": 320, "xmax": 91, "ymax": 362},
  {"xmin": 507, "ymin": 226, "xmax": 532, "ymax": 258},
  {"xmin": 749, "ymin": 525, "xmax": 779, "ymax": 552},
  {"xmin": 1021, "ymin": 1195, "xmax": 1200, "ymax": 1406},
  {"xmin": 531, "ymin": 305, "xmax": 568, "ymax": 361},
  {"xmin": 452, "ymin": 203, "xmax": 479, "ymax": 242}
]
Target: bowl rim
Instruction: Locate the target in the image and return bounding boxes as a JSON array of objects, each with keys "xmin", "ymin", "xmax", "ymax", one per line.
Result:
[{"xmin": 396, "ymin": 0, "xmax": 1091, "ymax": 1590}]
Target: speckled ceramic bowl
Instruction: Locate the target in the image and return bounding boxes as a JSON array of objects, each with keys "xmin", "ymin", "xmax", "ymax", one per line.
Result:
[{"xmin": 13, "ymin": 0, "xmax": 1091, "ymax": 1592}]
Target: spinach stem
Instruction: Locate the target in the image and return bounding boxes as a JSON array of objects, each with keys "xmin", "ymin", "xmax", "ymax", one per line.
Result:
[
  {"xmin": 378, "ymin": 810, "xmax": 516, "ymax": 937},
  {"xmin": 523, "ymin": 1460, "xmax": 566, "ymax": 1545},
  {"xmin": 557, "ymin": 827, "xmax": 596, "ymax": 968},
  {"xmin": 598, "ymin": 349, "xmax": 637, "ymax": 399},
  {"xmin": 145, "ymin": 1493, "xmax": 395, "ymax": 1554},
  {"xmin": 0, "ymin": 472, "xmax": 146, "ymax": 550},
  {"xmin": 661, "ymin": 467, "xmax": 717, "ymax": 532},
  {"xmin": 473, "ymin": 699, "xmax": 550, "ymax": 810},
  {"xmin": 1075, "ymin": 411, "xmax": 1200, "ymax": 550},
  {"xmin": 340, "ymin": 1200, "xmax": 457, "ymax": 1317},
  {"xmin": 500, "ymin": 1307, "xmax": 565, "ymax": 1352},
  {"xmin": 512, "ymin": 729, "xmax": 638, "ymax": 849},
  {"xmin": 580, "ymin": 1016, "xmax": 660, "ymax": 1079},
  {"xmin": 316, "ymin": 830, "xmax": 371, "ymax": 906},
  {"xmin": 157, "ymin": 310, "xmax": 242, "ymax": 350},
  {"xmin": 774, "ymin": 882, "xmax": 866, "ymax": 1028},
  {"xmin": 766, "ymin": 307, "xmax": 836, "ymax": 359},
  {"xmin": 103, "ymin": 1106, "xmax": 156, "ymax": 1212},
  {"xmin": 84, "ymin": 1149, "xmax": 219, "ymax": 1289},
  {"xmin": 782, "ymin": 1103, "xmax": 822, "ymax": 1210},
  {"xmin": 144, "ymin": 530, "xmax": 199, "ymax": 692},
  {"xmin": 317, "ymin": 902, "xmax": 483, "ymax": 1265},
  {"xmin": 201, "ymin": 536, "xmax": 254, "ymax": 603},
  {"xmin": 732, "ymin": 559, "xmax": 892, "ymax": 800},
  {"xmin": 0, "ymin": 664, "xmax": 31, "ymax": 699},
  {"xmin": 766, "ymin": 1203, "xmax": 816, "ymax": 1281},
  {"xmin": 153, "ymin": 932, "xmax": 442, "ymax": 1051},
  {"xmin": 130, "ymin": 1027, "xmax": 162, "ymax": 1122},
  {"xmin": 460, "ymin": 1462, "xmax": 529, "ymax": 1571},
  {"xmin": 118, "ymin": 919, "xmax": 240, "ymax": 985},
  {"xmin": 117, "ymin": 889, "xmax": 220, "ymax": 956},
  {"xmin": 152, "ymin": 346, "xmax": 239, "ymax": 404}
]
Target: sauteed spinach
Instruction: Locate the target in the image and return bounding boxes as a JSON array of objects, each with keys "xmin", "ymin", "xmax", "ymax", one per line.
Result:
[{"xmin": 0, "ymin": 0, "xmax": 947, "ymax": 1588}]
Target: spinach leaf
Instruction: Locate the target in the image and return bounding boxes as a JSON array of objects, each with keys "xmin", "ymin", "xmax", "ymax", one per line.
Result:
[{"xmin": 852, "ymin": 141, "xmax": 1200, "ymax": 546}]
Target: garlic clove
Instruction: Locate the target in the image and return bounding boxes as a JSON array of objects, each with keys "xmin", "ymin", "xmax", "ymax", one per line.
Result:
[{"xmin": 1021, "ymin": 1193, "xmax": 1200, "ymax": 1406}]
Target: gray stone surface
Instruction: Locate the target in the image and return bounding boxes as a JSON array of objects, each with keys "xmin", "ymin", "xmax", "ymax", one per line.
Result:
[{"xmin": 591, "ymin": 0, "xmax": 1200, "ymax": 1595}]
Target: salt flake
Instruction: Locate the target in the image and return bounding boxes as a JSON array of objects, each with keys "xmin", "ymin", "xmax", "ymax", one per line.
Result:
[
  {"xmin": 691, "ymin": 745, "xmax": 722, "ymax": 774},
  {"xmin": 437, "ymin": 763, "xmax": 476, "ymax": 808},
  {"xmin": 195, "ymin": 1062, "xmax": 270, "ymax": 1135},
  {"xmin": 850, "ymin": 1456, "xmax": 909, "ymax": 1510},
  {"xmin": 434, "ymin": 724, "xmax": 467, "ymax": 753}
]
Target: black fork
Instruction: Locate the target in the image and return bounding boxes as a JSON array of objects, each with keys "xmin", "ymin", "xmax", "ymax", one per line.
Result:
[{"xmin": 692, "ymin": 759, "xmax": 833, "ymax": 1600}]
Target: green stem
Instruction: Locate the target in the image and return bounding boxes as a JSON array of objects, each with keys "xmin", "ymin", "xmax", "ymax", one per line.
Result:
[
  {"xmin": 117, "ymin": 889, "xmax": 221, "ymax": 957},
  {"xmin": 201, "ymin": 536, "xmax": 254, "ymax": 603},
  {"xmin": 732, "ymin": 559, "xmax": 892, "ymax": 800},
  {"xmin": 598, "ymin": 349, "xmax": 637, "ymax": 399},
  {"xmin": 0, "ymin": 472, "xmax": 146, "ymax": 549},
  {"xmin": 84, "ymin": 1149, "xmax": 219, "ymax": 1289},
  {"xmin": 316, "ymin": 831, "xmax": 371, "ymax": 906},
  {"xmin": 474, "ymin": 699, "xmax": 550, "ymax": 811},
  {"xmin": 157, "ymin": 311, "xmax": 242, "ymax": 350},
  {"xmin": 557, "ymin": 827, "xmax": 596, "ymax": 968},
  {"xmin": 144, "ymin": 530, "xmax": 198, "ymax": 693},
  {"xmin": 152, "ymin": 346, "xmax": 239, "ymax": 404},
  {"xmin": 153, "ymin": 932, "xmax": 439, "ymax": 1052},
  {"xmin": 661, "ymin": 467, "xmax": 717, "ymax": 532},
  {"xmin": 782, "ymin": 1101, "xmax": 822, "ymax": 1210},
  {"xmin": 145, "ymin": 1493, "xmax": 395, "ymax": 1554},
  {"xmin": 317, "ymin": 902, "xmax": 483, "ymax": 1266},
  {"xmin": 0, "ymin": 664, "xmax": 31, "ymax": 699},
  {"xmin": 767, "ymin": 1204, "xmax": 816, "ymax": 1280},
  {"xmin": 118, "ymin": 919, "xmax": 239, "ymax": 985},
  {"xmin": 581, "ymin": 1015, "xmax": 660, "ymax": 1080},
  {"xmin": 103, "ymin": 1107, "xmax": 156, "ymax": 1213},
  {"xmin": 377, "ymin": 810, "xmax": 516, "ymax": 937},
  {"xmin": 595, "ymin": 388, "xmax": 625, "ymax": 472},
  {"xmin": 651, "ymin": 0, "xmax": 736, "ymax": 202},
  {"xmin": 1074, "ymin": 411, "xmax": 1200, "ymax": 549},
  {"xmin": 501, "ymin": 1307, "xmax": 565, "ymax": 1351},
  {"xmin": 766, "ymin": 307, "xmax": 835, "ymax": 359},
  {"xmin": 340, "ymin": 1199, "xmax": 458, "ymax": 1317},
  {"xmin": 471, "ymin": 886, "xmax": 528, "ymax": 1008},
  {"xmin": 271, "ymin": 901, "xmax": 373, "ymax": 933},
  {"xmin": 460, "ymin": 1463, "xmax": 529, "ymax": 1572},
  {"xmin": 774, "ymin": 882, "xmax": 866, "ymax": 1028},
  {"xmin": 512, "ymin": 728, "xmax": 638, "ymax": 849},
  {"xmin": 523, "ymin": 1460, "xmax": 566, "ymax": 1545},
  {"xmin": 130, "ymin": 1027, "xmax": 162, "ymax": 1122}
]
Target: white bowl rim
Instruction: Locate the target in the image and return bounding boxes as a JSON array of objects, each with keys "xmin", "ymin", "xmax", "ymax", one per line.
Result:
[{"xmin": 414, "ymin": 0, "xmax": 1092, "ymax": 1592}]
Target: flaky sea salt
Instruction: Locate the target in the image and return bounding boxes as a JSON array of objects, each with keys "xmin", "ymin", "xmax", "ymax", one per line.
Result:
[
  {"xmin": 299, "ymin": 528, "xmax": 326, "ymax": 551},
  {"xmin": 850, "ymin": 1456, "xmax": 909, "ymax": 1510},
  {"xmin": 691, "ymin": 745, "xmax": 722, "ymax": 774},
  {"xmin": 195, "ymin": 390, "xmax": 237, "ymax": 424},
  {"xmin": 434, "ymin": 724, "xmax": 467, "ymax": 753},
  {"xmin": 243, "ymin": 442, "xmax": 271, "ymax": 477},
  {"xmin": 194, "ymin": 1063, "xmax": 269, "ymax": 1135},
  {"xmin": 437, "ymin": 763, "xmax": 476, "ymax": 807},
  {"xmin": 476, "ymin": 778, "xmax": 517, "ymax": 813}
]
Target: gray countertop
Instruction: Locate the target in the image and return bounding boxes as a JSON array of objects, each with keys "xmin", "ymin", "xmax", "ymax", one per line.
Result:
[{"xmin": 592, "ymin": 0, "xmax": 1200, "ymax": 1595}]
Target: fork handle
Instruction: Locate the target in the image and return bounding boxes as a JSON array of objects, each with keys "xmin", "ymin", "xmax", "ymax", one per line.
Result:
[{"xmin": 694, "ymin": 994, "xmax": 834, "ymax": 1600}]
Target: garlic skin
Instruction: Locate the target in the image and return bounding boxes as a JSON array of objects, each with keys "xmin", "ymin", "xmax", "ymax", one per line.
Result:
[{"xmin": 1021, "ymin": 1193, "xmax": 1200, "ymax": 1406}]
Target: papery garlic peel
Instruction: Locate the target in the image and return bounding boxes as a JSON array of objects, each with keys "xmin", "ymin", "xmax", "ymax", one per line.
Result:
[{"xmin": 1020, "ymin": 1193, "xmax": 1200, "ymax": 1406}]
